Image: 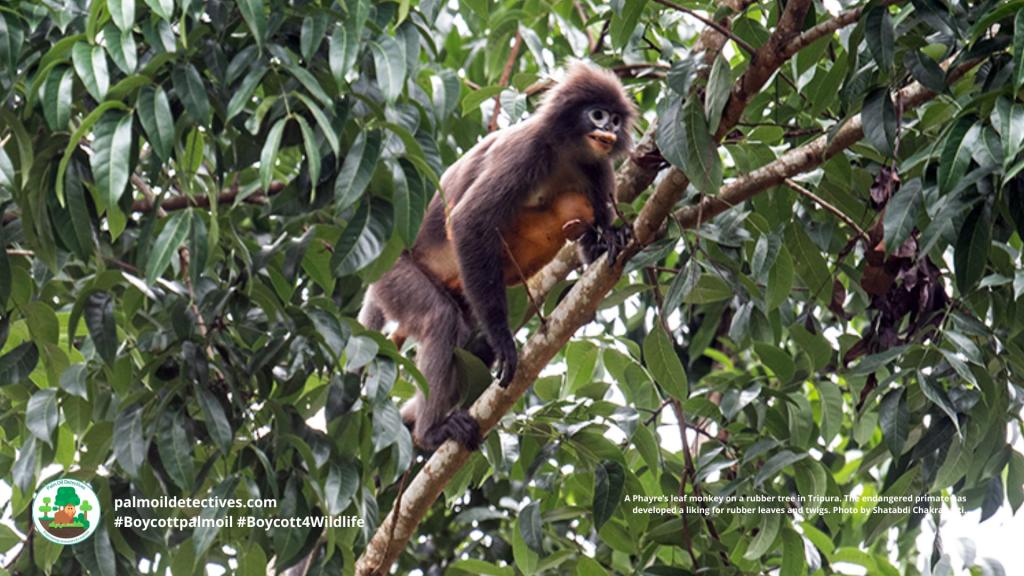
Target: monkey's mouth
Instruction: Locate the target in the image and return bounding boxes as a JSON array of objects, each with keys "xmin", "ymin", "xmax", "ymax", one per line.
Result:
[{"xmin": 587, "ymin": 131, "xmax": 616, "ymax": 153}]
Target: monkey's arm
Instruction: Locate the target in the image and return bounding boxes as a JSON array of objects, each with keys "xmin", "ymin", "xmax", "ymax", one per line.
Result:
[
  {"xmin": 448, "ymin": 151, "xmax": 549, "ymax": 387},
  {"xmin": 579, "ymin": 160, "xmax": 631, "ymax": 264}
]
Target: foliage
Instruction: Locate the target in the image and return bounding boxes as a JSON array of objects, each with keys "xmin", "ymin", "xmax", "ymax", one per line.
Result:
[{"xmin": 0, "ymin": 0, "xmax": 1022, "ymax": 574}]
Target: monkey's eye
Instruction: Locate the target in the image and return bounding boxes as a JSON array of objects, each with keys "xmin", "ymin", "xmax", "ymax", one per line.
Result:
[
  {"xmin": 588, "ymin": 109, "xmax": 609, "ymax": 126},
  {"xmin": 610, "ymin": 114, "xmax": 622, "ymax": 129}
]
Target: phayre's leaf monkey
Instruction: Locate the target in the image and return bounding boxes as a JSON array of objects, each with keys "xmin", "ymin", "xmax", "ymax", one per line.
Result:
[{"xmin": 359, "ymin": 62, "xmax": 635, "ymax": 451}]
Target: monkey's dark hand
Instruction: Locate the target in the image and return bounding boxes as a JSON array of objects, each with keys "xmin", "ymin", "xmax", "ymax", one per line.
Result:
[
  {"xmin": 602, "ymin": 224, "xmax": 633, "ymax": 265},
  {"xmin": 494, "ymin": 334, "xmax": 518, "ymax": 388}
]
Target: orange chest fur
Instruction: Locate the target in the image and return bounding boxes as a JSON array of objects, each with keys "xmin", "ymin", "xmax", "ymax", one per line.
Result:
[
  {"xmin": 500, "ymin": 189, "xmax": 594, "ymax": 284},
  {"xmin": 429, "ymin": 188, "xmax": 595, "ymax": 291}
]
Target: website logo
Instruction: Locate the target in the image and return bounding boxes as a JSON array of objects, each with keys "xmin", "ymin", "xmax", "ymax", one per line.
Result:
[{"xmin": 32, "ymin": 478, "xmax": 101, "ymax": 545}]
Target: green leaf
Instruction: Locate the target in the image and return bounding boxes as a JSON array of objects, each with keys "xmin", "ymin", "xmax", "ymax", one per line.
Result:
[
  {"xmin": 237, "ymin": 0, "xmax": 267, "ymax": 47},
  {"xmin": 519, "ymin": 501, "xmax": 544, "ymax": 554},
  {"xmin": 879, "ymin": 388, "xmax": 908, "ymax": 455},
  {"xmin": 85, "ymin": 291, "xmax": 117, "ymax": 365},
  {"xmin": 462, "ymin": 85, "xmax": 503, "ymax": 115},
  {"xmin": 143, "ymin": 0, "xmax": 174, "ymax": 20},
  {"xmin": 331, "ymin": 200, "xmax": 392, "ymax": 276},
  {"xmin": 882, "ymin": 178, "xmax": 921, "ymax": 253},
  {"xmin": 90, "ymin": 110, "xmax": 134, "ymax": 213},
  {"xmin": 704, "ymin": 52, "xmax": 731, "ymax": 134},
  {"xmin": 642, "ymin": 323, "xmax": 688, "ymax": 400},
  {"xmin": 103, "ymin": 23, "xmax": 137, "ymax": 74},
  {"xmin": 0, "ymin": 524, "xmax": 21, "ymax": 554},
  {"xmin": 329, "ymin": 1, "xmax": 368, "ymax": 89},
  {"xmin": 173, "ymin": 63, "xmax": 211, "ymax": 125},
  {"xmin": 0, "ymin": 342, "xmax": 39, "ymax": 386},
  {"xmin": 593, "ymin": 461, "xmax": 625, "ymax": 531},
  {"xmin": 681, "ymin": 96, "xmax": 722, "ymax": 196},
  {"xmin": 565, "ymin": 340, "xmax": 599, "ymax": 393},
  {"xmin": 862, "ymin": 88, "xmax": 897, "ymax": 157},
  {"xmin": 287, "ymin": 63, "xmax": 332, "ymax": 108},
  {"xmin": 994, "ymin": 97, "xmax": 1024, "ymax": 166},
  {"xmin": 300, "ymin": 14, "xmax": 327, "ymax": 61},
  {"xmin": 906, "ymin": 50, "xmax": 946, "ymax": 94},
  {"xmin": 108, "ymin": 0, "xmax": 135, "ymax": 30},
  {"xmin": 295, "ymin": 116, "xmax": 321, "ymax": 186},
  {"xmin": 324, "ymin": 461, "xmax": 359, "ymax": 514},
  {"xmin": 1008, "ymin": 450, "xmax": 1024, "ymax": 514},
  {"xmin": 682, "ymin": 273, "xmax": 732, "ymax": 304},
  {"xmin": 0, "ymin": 248, "xmax": 9, "ymax": 308},
  {"xmin": 954, "ymin": 202, "xmax": 990, "ymax": 294},
  {"xmin": 197, "ymin": 387, "xmax": 233, "ymax": 452},
  {"xmin": 295, "ymin": 93, "xmax": 339, "ymax": 158},
  {"xmin": 1015, "ymin": 10, "xmax": 1024, "ymax": 90},
  {"xmin": 157, "ymin": 411, "xmax": 194, "ymax": 490},
  {"xmin": 753, "ymin": 343, "xmax": 795, "ymax": 384},
  {"xmin": 865, "ymin": 6, "xmax": 894, "ymax": 71},
  {"xmin": 137, "ymin": 85, "xmax": 174, "ymax": 161},
  {"xmin": 937, "ymin": 116, "xmax": 976, "ymax": 195},
  {"xmin": 369, "ymin": 36, "xmax": 407, "ymax": 102},
  {"xmin": 932, "ymin": 438, "xmax": 969, "ymax": 490},
  {"xmin": 814, "ymin": 379, "xmax": 843, "ymax": 444},
  {"xmin": 785, "ymin": 223, "xmax": 832, "ymax": 307},
  {"xmin": 225, "ymin": 62, "xmax": 267, "ymax": 121},
  {"xmin": 113, "ymin": 405, "xmax": 146, "ymax": 476},
  {"xmin": 26, "ymin": 389, "xmax": 58, "ymax": 446},
  {"xmin": 260, "ymin": 117, "xmax": 287, "ymax": 192},
  {"xmin": 743, "ymin": 512, "xmax": 780, "ymax": 560},
  {"xmin": 611, "ymin": 0, "xmax": 646, "ymax": 49},
  {"xmin": 334, "ymin": 130, "xmax": 382, "ymax": 212},
  {"xmin": 42, "ymin": 66, "xmax": 73, "ymax": 131},
  {"xmin": 145, "ymin": 210, "xmax": 192, "ymax": 282},
  {"xmin": 780, "ymin": 528, "xmax": 806, "ymax": 576},
  {"xmin": 513, "ymin": 513, "xmax": 539, "ymax": 575},
  {"xmin": 766, "ymin": 246, "xmax": 793, "ymax": 311},
  {"xmin": 72, "ymin": 41, "xmax": 110, "ymax": 101}
]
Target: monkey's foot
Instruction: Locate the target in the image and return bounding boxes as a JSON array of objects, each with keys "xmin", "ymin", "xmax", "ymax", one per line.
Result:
[{"xmin": 422, "ymin": 410, "xmax": 482, "ymax": 451}]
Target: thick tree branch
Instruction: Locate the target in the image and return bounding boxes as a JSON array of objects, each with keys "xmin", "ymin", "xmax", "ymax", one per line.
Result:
[
  {"xmin": 675, "ymin": 59, "xmax": 977, "ymax": 228},
  {"xmin": 715, "ymin": 0, "xmax": 813, "ymax": 140},
  {"xmin": 782, "ymin": 0, "xmax": 903, "ymax": 61}
]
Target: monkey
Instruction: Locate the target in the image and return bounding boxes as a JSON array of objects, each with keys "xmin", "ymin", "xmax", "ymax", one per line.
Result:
[{"xmin": 358, "ymin": 62, "xmax": 635, "ymax": 451}]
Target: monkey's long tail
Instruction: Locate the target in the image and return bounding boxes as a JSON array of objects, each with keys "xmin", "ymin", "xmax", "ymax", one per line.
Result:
[{"xmin": 358, "ymin": 286, "xmax": 387, "ymax": 331}]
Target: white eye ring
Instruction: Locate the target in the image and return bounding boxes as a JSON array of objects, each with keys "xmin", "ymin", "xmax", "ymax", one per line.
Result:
[
  {"xmin": 610, "ymin": 114, "xmax": 621, "ymax": 129},
  {"xmin": 589, "ymin": 109, "xmax": 608, "ymax": 125}
]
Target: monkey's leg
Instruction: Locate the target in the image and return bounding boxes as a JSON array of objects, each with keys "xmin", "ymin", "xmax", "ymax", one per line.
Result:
[
  {"xmin": 412, "ymin": 312, "xmax": 482, "ymax": 451},
  {"xmin": 372, "ymin": 257, "xmax": 482, "ymax": 451}
]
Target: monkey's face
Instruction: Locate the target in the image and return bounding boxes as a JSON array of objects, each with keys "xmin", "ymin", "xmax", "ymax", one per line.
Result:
[{"xmin": 582, "ymin": 106, "xmax": 625, "ymax": 158}]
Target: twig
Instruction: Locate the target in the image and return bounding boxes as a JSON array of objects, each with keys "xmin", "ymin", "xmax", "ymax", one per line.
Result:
[
  {"xmin": 488, "ymin": 31, "xmax": 524, "ymax": 132},
  {"xmin": 574, "ymin": 1, "xmax": 597, "ymax": 54},
  {"xmin": 592, "ymin": 19, "xmax": 611, "ymax": 54},
  {"xmin": 131, "ymin": 174, "xmax": 166, "ymax": 217},
  {"xmin": 784, "ymin": 179, "xmax": 869, "ymax": 241},
  {"xmin": 651, "ymin": 0, "xmax": 757, "ymax": 56},
  {"xmin": 497, "ymin": 229, "xmax": 548, "ymax": 331}
]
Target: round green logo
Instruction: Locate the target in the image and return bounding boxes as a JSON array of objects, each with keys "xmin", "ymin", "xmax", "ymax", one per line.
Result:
[{"xmin": 32, "ymin": 478, "xmax": 101, "ymax": 545}]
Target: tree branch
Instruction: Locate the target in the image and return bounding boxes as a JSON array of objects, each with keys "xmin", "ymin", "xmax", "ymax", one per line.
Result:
[{"xmin": 784, "ymin": 178, "xmax": 869, "ymax": 241}]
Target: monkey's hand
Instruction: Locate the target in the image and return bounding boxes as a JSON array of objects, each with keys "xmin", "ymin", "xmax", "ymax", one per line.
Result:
[
  {"xmin": 494, "ymin": 333, "xmax": 518, "ymax": 388},
  {"xmin": 602, "ymin": 224, "xmax": 633, "ymax": 265},
  {"xmin": 580, "ymin": 224, "xmax": 633, "ymax": 265}
]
